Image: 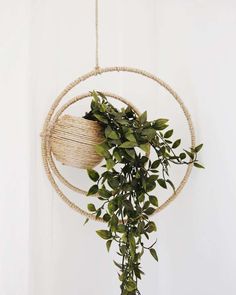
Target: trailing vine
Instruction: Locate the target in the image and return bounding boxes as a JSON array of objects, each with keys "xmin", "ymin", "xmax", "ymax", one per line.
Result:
[{"xmin": 84, "ymin": 91, "xmax": 203, "ymax": 295}]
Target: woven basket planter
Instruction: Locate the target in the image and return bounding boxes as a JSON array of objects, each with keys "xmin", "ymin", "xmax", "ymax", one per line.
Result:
[{"xmin": 50, "ymin": 114, "xmax": 104, "ymax": 169}]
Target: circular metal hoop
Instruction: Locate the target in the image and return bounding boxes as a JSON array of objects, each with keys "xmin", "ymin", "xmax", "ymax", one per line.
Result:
[{"xmin": 41, "ymin": 66, "xmax": 196, "ymax": 222}]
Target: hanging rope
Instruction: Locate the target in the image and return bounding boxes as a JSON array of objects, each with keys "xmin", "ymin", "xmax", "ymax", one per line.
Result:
[{"xmin": 95, "ymin": 0, "xmax": 100, "ymax": 70}]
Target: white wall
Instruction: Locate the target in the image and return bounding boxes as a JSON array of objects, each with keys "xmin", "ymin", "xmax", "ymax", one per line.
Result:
[
  {"xmin": 0, "ymin": 0, "xmax": 30, "ymax": 294},
  {"xmin": 1, "ymin": 0, "xmax": 236, "ymax": 295}
]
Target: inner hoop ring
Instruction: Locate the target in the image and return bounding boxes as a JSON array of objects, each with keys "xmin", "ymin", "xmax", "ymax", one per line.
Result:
[{"xmin": 41, "ymin": 66, "xmax": 196, "ymax": 222}]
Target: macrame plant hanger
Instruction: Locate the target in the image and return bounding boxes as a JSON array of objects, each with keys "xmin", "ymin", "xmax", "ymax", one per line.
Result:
[{"xmin": 41, "ymin": 0, "xmax": 196, "ymax": 222}]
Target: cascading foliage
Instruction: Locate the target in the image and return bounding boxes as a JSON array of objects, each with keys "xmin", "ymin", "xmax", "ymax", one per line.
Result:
[{"xmin": 84, "ymin": 91, "xmax": 203, "ymax": 295}]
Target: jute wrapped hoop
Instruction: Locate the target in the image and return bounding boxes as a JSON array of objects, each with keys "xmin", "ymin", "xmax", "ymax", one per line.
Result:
[{"xmin": 41, "ymin": 66, "xmax": 196, "ymax": 222}]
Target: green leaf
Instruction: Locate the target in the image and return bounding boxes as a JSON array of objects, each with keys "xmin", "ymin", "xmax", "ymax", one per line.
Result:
[
  {"xmin": 151, "ymin": 159, "xmax": 161, "ymax": 169},
  {"xmin": 155, "ymin": 118, "xmax": 168, "ymax": 125},
  {"xmin": 117, "ymin": 224, "xmax": 126, "ymax": 233},
  {"xmin": 172, "ymin": 139, "xmax": 181, "ymax": 149},
  {"xmin": 180, "ymin": 152, "xmax": 186, "ymax": 160},
  {"xmin": 164, "ymin": 129, "xmax": 173, "ymax": 138},
  {"xmin": 95, "ymin": 144, "xmax": 111, "ymax": 158},
  {"xmin": 119, "ymin": 141, "xmax": 137, "ymax": 148},
  {"xmin": 125, "ymin": 133, "xmax": 136, "ymax": 142},
  {"xmin": 153, "ymin": 118, "xmax": 169, "ymax": 130},
  {"xmin": 110, "ymin": 214, "xmax": 118, "ymax": 229},
  {"xmin": 149, "ymin": 195, "xmax": 158, "ymax": 207},
  {"xmin": 157, "ymin": 179, "xmax": 167, "ymax": 189},
  {"xmin": 96, "ymin": 230, "xmax": 112, "ymax": 240},
  {"xmin": 184, "ymin": 149, "xmax": 195, "ymax": 160},
  {"xmin": 83, "ymin": 218, "xmax": 89, "ymax": 225},
  {"xmin": 91, "ymin": 90, "xmax": 99, "ymax": 103},
  {"xmin": 105, "ymin": 126, "xmax": 112, "ymax": 138},
  {"xmin": 134, "ymin": 268, "xmax": 142, "ymax": 280},
  {"xmin": 121, "ymin": 233, "xmax": 127, "ymax": 243},
  {"xmin": 105, "ymin": 125, "xmax": 119, "ymax": 139},
  {"xmin": 123, "ymin": 200, "xmax": 133, "ymax": 211},
  {"xmin": 98, "ymin": 187, "xmax": 112, "ymax": 198},
  {"xmin": 129, "ymin": 233, "xmax": 136, "ymax": 253},
  {"xmin": 113, "ymin": 260, "xmax": 122, "ymax": 269},
  {"xmin": 145, "ymin": 207, "xmax": 156, "ymax": 215},
  {"xmin": 106, "ymin": 240, "xmax": 112, "ymax": 252},
  {"xmin": 138, "ymin": 193, "xmax": 145, "ymax": 203},
  {"xmin": 97, "ymin": 91, "xmax": 107, "ymax": 100},
  {"xmin": 113, "ymin": 148, "xmax": 122, "ymax": 162},
  {"xmin": 94, "ymin": 113, "xmax": 108, "ymax": 124},
  {"xmin": 142, "ymin": 128, "xmax": 156, "ymax": 140},
  {"xmin": 143, "ymin": 201, "xmax": 150, "ymax": 210},
  {"xmin": 140, "ymin": 156, "xmax": 149, "ymax": 166},
  {"xmin": 157, "ymin": 124, "xmax": 168, "ymax": 130},
  {"xmin": 194, "ymin": 144, "xmax": 203, "ymax": 153},
  {"xmin": 140, "ymin": 143, "xmax": 150, "ymax": 153},
  {"xmin": 116, "ymin": 118, "xmax": 128, "ymax": 125},
  {"xmin": 119, "ymin": 273, "xmax": 125, "ymax": 282},
  {"xmin": 138, "ymin": 222, "xmax": 145, "ymax": 234},
  {"xmin": 108, "ymin": 177, "xmax": 119, "ymax": 189},
  {"xmin": 194, "ymin": 162, "xmax": 205, "ymax": 169},
  {"xmin": 100, "ymin": 103, "xmax": 107, "ymax": 112},
  {"xmin": 150, "ymin": 248, "xmax": 159, "ymax": 262},
  {"xmin": 126, "ymin": 280, "xmax": 137, "ymax": 292},
  {"xmin": 108, "ymin": 130, "xmax": 119, "ymax": 139},
  {"xmin": 96, "ymin": 208, "xmax": 101, "ymax": 218},
  {"xmin": 166, "ymin": 179, "xmax": 175, "ymax": 191},
  {"xmin": 125, "ymin": 148, "xmax": 136, "ymax": 159},
  {"xmin": 139, "ymin": 111, "xmax": 147, "ymax": 124},
  {"xmin": 148, "ymin": 175, "xmax": 158, "ymax": 182},
  {"xmin": 87, "ymin": 203, "xmax": 96, "ymax": 212},
  {"xmin": 87, "ymin": 185, "xmax": 98, "ymax": 196},
  {"xmin": 87, "ymin": 169, "xmax": 99, "ymax": 182},
  {"xmin": 106, "ymin": 158, "xmax": 115, "ymax": 170},
  {"xmin": 146, "ymin": 181, "xmax": 156, "ymax": 192},
  {"xmin": 108, "ymin": 201, "xmax": 117, "ymax": 214},
  {"xmin": 146, "ymin": 221, "xmax": 157, "ymax": 233},
  {"xmin": 103, "ymin": 213, "xmax": 111, "ymax": 222}
]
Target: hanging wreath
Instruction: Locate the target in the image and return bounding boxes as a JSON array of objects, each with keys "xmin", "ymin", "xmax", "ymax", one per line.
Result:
[{"xmin": 40, "ymin": 1, "xmax": 204, "ymax": 294}]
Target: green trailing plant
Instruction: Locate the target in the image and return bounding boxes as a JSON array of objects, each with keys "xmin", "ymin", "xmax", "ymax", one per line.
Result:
[{"xmin": 84, "ymin": 91, "xmax": 203, "ymax": 295}]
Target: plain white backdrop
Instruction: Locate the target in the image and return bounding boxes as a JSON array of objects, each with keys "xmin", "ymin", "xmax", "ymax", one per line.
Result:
[{"xmin": 1, "ymin": 0, "xmax": 236, "ymax": 295}]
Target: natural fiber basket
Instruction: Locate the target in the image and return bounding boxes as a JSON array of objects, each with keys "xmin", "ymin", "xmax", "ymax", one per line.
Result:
[{"xmin": 50, "ymin": 114, "xmax": 104, "ymax": 169}]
